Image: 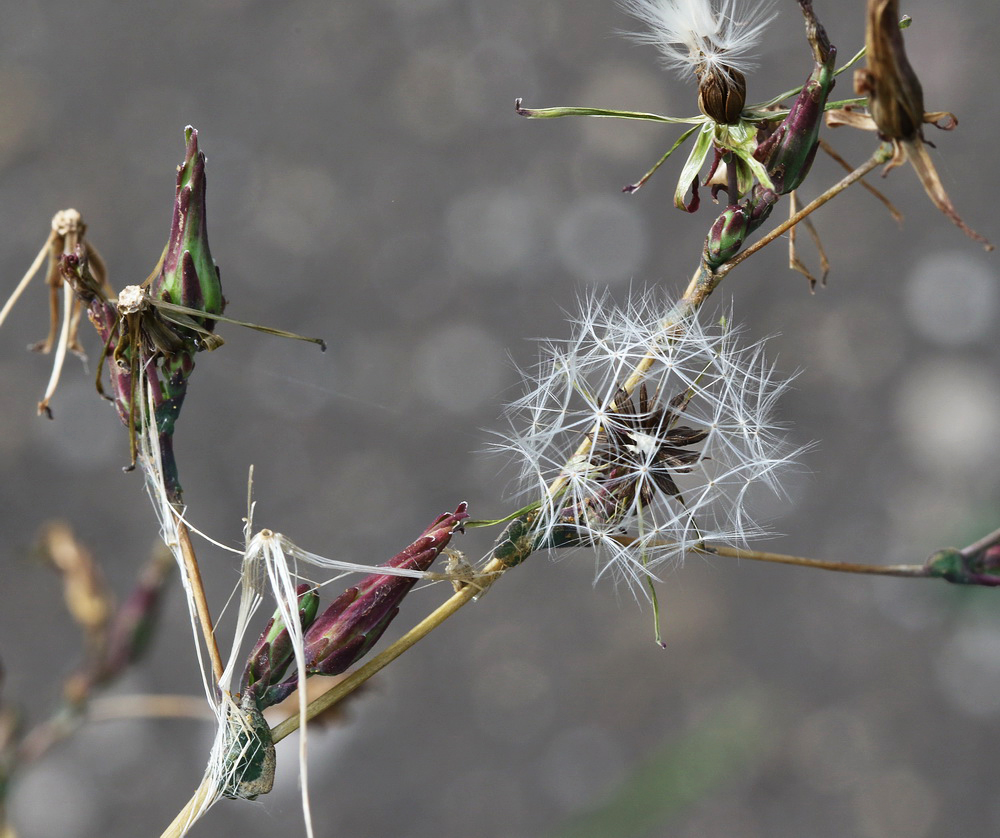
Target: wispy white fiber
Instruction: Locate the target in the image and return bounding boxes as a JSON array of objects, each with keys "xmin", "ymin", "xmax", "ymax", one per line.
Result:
[{"xmin": 620, "ymin": 0, "xmax": 777, "ymax": 76}]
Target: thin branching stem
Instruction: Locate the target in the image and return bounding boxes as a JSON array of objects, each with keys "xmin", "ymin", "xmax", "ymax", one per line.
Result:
[
  {"xmin": 819, "ymin": 139, "xmax": 902, "ymax": 223},
  {"xmin": 159, "ymin": 777, "xmax": 217, "ymax": 838},
  {"xmin": 959, "ymin": 524, "xmax": 1000, "ymax": 558},
  {"xmin": 176, "ymin": 519, "xmax": 225, "ymax": 685},
  {"xmin": 0, "ymin": 234, "xmax": 52, "ymax": 327},
  {"xmin": 694, "ymin": 544, "xmax": 929, "ymax": 577},
  {"xmin": 88, "ymin": 694, "xmax": 214, "ymax": 723}
]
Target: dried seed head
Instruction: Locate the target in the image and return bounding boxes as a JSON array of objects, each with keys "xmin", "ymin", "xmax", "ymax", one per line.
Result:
[
  {"xmin": 498, "ymin": 291, "xmax": 804, "ymax": 595},
  {"xmin": 51, "ymin": 208, "xmax": 83, "ymax": 239},
  {"xmin": 697, "ymin": 64, "xmax": 747, "ymax": 124},
  {"xmin": 842, "ymin": 0, "xmax": 993, "ymax": 249},
  {"xmin": 856, "ymin": 0, "xmax": 924, "ymax": 142},
  {"xmin": 116, "ymin": 284, "xmax": 146, "ymax": 315}
]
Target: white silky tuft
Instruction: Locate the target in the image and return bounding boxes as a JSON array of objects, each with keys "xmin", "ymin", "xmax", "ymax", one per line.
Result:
[
  {"xmin": 497, "ymin": 289, "xmax": 804, "ymax": 597},
  {"xmin": 620, "ymin": 0, "xmax": 777, "ymax": 77}
]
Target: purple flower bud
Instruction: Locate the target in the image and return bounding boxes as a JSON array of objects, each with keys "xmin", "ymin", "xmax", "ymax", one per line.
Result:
[
  {"xmin": 96, "ymin": 551, "xmax": 173, "ymax": 683},
  {"xmin": 755, "ymin": 0, "xmax": 836, "ymax": 196},
  {"xmin": 301, "ymin": 504, "xmax": 469, "ymax": 678}
]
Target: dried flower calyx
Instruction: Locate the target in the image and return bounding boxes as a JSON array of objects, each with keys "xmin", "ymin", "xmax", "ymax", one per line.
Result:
[
  {"xmin": 829, "ymin": 0, "xmax": 992, "ymax": 249},
  {"xmin": 592, "ymin": 383, "xmax": 709, "ymax": 508},
  {"xmin": 697, "ymin": 64, "xmax": 747, "ymax": 125},
  {"xmin": 856, "ymin": 0, "xmax": 926, "ymax": 146}
]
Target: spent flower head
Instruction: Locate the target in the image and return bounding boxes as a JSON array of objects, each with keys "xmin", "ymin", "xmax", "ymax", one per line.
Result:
[
  {"xmin": 830, "ymin": 0, "xmax": 993, "ymax": 249},
  {"xmin": 499, "ymin": 290, "xmax": 802, "ymax": 593},
  {"xmin": 621, "ymin": 0, "xmax": 777, "ymax": 123}
]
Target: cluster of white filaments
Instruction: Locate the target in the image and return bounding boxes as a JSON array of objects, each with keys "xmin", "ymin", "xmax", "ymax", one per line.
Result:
[
  {"xmin": 620, "ymin": 0, "xmax": 777, "ymax": 76},
  {"xmin": 499, "ymin": 291, "xmax": 802, "ymax": 594}
]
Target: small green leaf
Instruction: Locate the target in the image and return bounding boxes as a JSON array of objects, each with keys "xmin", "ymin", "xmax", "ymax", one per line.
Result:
[
  {"xmin": 516, "ymin": 99, "xmax": 702, "ymax": 125},
  {"xmin": 674, "ymin": 124, "xmax": 714, "ymax": 210}
]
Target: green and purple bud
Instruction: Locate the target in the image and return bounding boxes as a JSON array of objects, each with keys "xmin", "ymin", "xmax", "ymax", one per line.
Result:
[
  {"xmin": 240, "ymin": 584, "xmax": 320, "ymax": 708},
  {"xmin": 146, "ymin": 127, "xmax": 227, "ymax": 498},
  {"xmin": 493, "ymin": 510, "xmax": 555, "ymax": 568},
  {"xmin": 703, "ymin": 185, "xmax": 777, "ymax": 269},
  {"xmin": 151, "ymin": 126, "xmax": 225, "ymax": 326},
  {"xmin": 95, "ymin": 550, "xmax": 173, "ymax": 684},
  {"xmin": 755, "ymin": 0, "xmax": 836, "ymax": 196},
  {"xmin": 300, "ymin": 504, "xmax": 469, "ymax": 679},
  {"xmin": 925, "ymin": 545, "xmax": 1000, "ymax": 588}
]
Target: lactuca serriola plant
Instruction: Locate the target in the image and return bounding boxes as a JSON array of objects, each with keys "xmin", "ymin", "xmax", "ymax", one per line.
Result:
[{"xmin": 498, "ymin": 291, "xmax": 802, "ymax": 593}]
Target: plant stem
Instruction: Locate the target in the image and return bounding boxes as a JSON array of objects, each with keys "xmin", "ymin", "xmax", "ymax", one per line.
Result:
[
  {"xmin": 819, "ymin": 139, "xmax": 902, "ymax": 222},
  {"xmin": 159, "ymin": 776, "xmax": 217, "ymax": 838},
  {"xmin": 175, "ymin": 519, "xmax": 225, "ymax": 685},
  {"xmin": 88, "ymin": 694, "xmax": 213, "ymax": 723},
  {"xmin": 270, "ymin": 573, "xmax": 490, "ymax": 741},
  {"xmin": 959, "ymin": 524, "xmax": 1000, "ymax": 558},
  {"xmin": 693, "ymin": 543, "xmax": 929, "ymax": 577}
]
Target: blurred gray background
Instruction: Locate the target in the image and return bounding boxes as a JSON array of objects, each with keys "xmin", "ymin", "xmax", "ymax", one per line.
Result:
[{"xmin": 1, "ymin": 1, "xmax": 999, "ymax": 836}]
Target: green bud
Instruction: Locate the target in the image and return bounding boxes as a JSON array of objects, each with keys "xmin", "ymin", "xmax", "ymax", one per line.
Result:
[
  {"xmin": 240, "ymin": 584, "xmax": 320, "ymax": 704},
  {"xmin": 703, "ymin": 186, "xmax": 776, "ymax": 269},
  {"xmin": 152, "ymin": 126, "xmax": 225, "ymax": 325}
]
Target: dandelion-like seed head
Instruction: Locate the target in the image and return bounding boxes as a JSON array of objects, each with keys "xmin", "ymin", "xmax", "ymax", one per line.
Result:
[
  {"xmin": 621, "ymin": 0, "xmax": 777, "ymax": 123},
  {"xmin": 498, "ymin": 290, "xmax": 802, "ymax": 595}
]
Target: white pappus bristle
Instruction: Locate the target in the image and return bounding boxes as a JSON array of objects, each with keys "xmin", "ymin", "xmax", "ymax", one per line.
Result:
[{"xmin": 620, "ymin": 0, "xmax": 777, "ymax": 77}]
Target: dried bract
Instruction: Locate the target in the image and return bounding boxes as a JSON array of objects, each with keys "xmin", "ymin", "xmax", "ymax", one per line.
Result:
[{"xmin": 836, "ymin": 0, "xmax": 993, "ymax": 248}]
